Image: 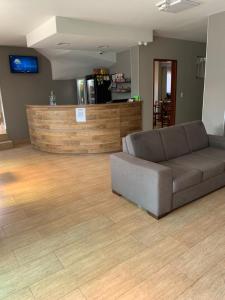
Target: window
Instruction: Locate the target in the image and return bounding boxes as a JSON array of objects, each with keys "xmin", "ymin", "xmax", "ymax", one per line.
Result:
[{"xmin": 166, "ymin": 69, "xmax": 171, "ymax": 94}]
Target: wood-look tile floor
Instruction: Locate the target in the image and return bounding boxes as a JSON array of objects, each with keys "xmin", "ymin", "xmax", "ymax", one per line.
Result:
[{"xmin": 0, "ymin": 145, "xmax": 225, "ymax": 300}]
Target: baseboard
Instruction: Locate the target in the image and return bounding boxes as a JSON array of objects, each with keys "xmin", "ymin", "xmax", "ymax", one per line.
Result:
[
  {"xmin": 0, "ymin": 140, "xmax": 13, "ymax": 150},
  {"xmin": 13, "ymin": 138, "xmax": 31, "ymax": 145},
  {"xmin": 0, "ymin": 133, "xmax": 8, "ymax": 142}
]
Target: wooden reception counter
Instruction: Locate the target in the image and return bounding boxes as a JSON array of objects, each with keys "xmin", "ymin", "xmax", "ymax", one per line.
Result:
[{"xmin": 26, "ymin": 102, "xmax": 142, "ymax": 154}]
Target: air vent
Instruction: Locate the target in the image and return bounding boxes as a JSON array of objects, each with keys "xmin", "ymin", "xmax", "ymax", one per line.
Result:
[
  {"xmin": 156, "ymin": 0, "xmax": 200, "ymax": 13},
  {"xmin": 56, "ymin": 42, "xmax": 71, "ymax": 46}
]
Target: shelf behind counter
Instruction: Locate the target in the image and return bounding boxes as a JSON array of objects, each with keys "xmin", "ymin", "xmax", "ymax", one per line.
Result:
[{"xmin": 26, "ymin": 101, "xmax": 142, "ymax": 154}]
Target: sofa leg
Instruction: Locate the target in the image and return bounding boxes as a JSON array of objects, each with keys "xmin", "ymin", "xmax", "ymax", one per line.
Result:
[
  {"xmin": 112, "ymin": 190, "xmax": 122, "ymax": 197},
  {"xmin": 111, "ymin": 191, "xmax": 169, "ymax": 220},
  {"xmin": 147, "ymin": 211, "xmax": 169, "ymax": 220}
]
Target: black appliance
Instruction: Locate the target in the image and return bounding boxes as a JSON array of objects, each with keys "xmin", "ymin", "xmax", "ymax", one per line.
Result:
[{"xmin": 86, "ymin": 74, "xmax": 111, "ymax": 104}]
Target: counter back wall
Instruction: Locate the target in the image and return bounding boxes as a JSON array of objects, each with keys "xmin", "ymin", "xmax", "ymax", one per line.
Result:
[
  {"xmin": 0, "ymin": 46, "xmax": 76, "ymax": 143},
  {"xmin": 110, "ymin": 50, "xmax": 131, "ymax": 101}
]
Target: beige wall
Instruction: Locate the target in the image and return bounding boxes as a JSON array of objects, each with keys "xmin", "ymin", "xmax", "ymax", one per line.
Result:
[
  {"xmin": 202, "ymin": 12, "xmax": 225, "ymax": 135},
  {"xmin": 110, "ymin": 49, "xmax": 131, "ymax": 78},
  {"xmin": 110, "ymin": 47, "xmax": 141, "ymax": 99},
  {"xmin": 52, "ymin": 80, "xmax": 76, "ymax": 105},
  {"xmin": 130, "ymin": 46, "xmax": 140, "ymax": 97},
  {"xmin": 110, "ymin": 50, "xmax": 131, "ymax": 100},
  {"xmin": 139, "ymin": 37, "xmax": 206, "ymax": 130},
  {"xmin": 0, "ymin": 46, "xmax": 76, "ymax": 142}
]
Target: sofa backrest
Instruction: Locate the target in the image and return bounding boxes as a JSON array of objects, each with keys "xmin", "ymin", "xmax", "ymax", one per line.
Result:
[
  {"xmin": 124, "ymin": 120, "xmax": 208, "ymax": 162},
  {"xmin": 160, "ymin": 125, "xmax": 190, "ymax": 160},
  {"xmin": 125, "ymin": 130, "xmax": 166, "ymax": 162},
  {"xmin": 183, "ymin": 120, "xmax": 209, "ymax": 151}
]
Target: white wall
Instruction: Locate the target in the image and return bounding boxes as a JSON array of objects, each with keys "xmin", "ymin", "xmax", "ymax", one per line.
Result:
[{"xmin": 202, "ymin": 12, "xmax": 225, "ymax": 135}]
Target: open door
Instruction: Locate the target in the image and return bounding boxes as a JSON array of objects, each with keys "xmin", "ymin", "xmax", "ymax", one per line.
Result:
[{"xmin": 153, "ymin": 59, "xmax": 177, "ymax": 128}]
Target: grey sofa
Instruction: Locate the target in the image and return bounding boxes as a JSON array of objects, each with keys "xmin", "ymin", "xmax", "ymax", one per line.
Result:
[{"xmin": 111, "ymin": 120, "xmax": 225, "ymax": 219}]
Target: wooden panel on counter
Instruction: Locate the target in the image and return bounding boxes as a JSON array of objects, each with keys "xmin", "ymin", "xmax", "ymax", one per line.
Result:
[{"xmin": 26, "ymin": 102, "xmax": 142, "ymax": 154}]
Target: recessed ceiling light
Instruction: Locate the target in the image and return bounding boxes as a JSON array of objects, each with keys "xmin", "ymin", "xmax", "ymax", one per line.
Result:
[
  {"xmin": 138, "ymin": 41, "xmax": 148, "ymax": 46},
  {"xmin": 97, "ymin": 45, "xmax": 109, "ymax": 50}
]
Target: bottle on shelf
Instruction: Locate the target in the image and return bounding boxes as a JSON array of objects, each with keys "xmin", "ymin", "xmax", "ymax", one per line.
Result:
[{"xmin": 49, "ymin": 90, "xmax": 56, "ymax": 106}]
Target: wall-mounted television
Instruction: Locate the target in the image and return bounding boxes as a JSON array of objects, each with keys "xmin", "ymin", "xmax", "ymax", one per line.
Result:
[{"xmin": 9, "ymin": 55, "xmax": 39, "ymax": 73}]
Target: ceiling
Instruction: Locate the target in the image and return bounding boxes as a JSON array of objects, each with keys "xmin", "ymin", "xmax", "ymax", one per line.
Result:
[
  {"xmin": 1, "ymin": 0, "xmax": 225, "ymax": 45},
  {"xmin": 0, "ymin": 0, "xmax": 225, "ymax": 79}
]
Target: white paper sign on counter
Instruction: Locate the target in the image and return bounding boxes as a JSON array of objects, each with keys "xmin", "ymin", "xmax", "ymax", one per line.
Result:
[{"xmin": 75, "ymin": 108, "xmax": 86, "ymax": 122}]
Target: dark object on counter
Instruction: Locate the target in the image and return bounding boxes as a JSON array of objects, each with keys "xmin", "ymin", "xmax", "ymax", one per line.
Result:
[{"xmin": 86, "ymin": 74, "xmax": 112, "ymax": 104}]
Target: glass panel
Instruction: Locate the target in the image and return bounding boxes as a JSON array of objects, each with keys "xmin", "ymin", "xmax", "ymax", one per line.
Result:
[
  {"xmin": 166, "ymin": 70, "xmax": 171, "ymax": 94},
  {"xmin": 77, "ymin": 79, "xmax": 87, "ymax": 104},
  {"xmin": 196, "ymin": 57, "xmax": 206, "ymax": 79},
  {"xmin": 87, "ymin": 79, "xmax": 95, "ymax": 102}
]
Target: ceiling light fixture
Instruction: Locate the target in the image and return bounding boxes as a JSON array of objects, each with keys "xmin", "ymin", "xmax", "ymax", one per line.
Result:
[
  {"xmin": 96, "ymin": 45, "xmax": 109, "ymax": 55},
  {"xmin": 156, "ymin": 0, "xmax": 200, "ymax": 13},
  {"xmin": 56, "ymin": 42, "xmax": 71, "ymax": 46},
  {"xmin": 97, "ymin": 45, "xmax": 109, "ymax": 50}
]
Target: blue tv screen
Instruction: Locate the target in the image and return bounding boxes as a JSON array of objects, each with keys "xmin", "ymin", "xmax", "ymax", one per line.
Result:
[{"xmin": 9, "ymin": 55, "xmax": 39, "ymax": 73}]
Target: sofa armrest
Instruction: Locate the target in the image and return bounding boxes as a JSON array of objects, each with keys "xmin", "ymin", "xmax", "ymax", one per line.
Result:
[
  {"xmin": 208, "ymin": 134, "xmax": 225, "ymax": 149},
  {"xmin": 122, "ymin": 137, "xmax": 128, "ymax": 153},
  {"xmin": 110, "ymin": 152, "xmax": 173, "ymax": 218}
]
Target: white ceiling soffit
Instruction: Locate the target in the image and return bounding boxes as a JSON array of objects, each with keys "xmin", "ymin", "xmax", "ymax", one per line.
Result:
[
  {"xmin": 27, "ymin": 16, "xmax": 153, "ymax": 80},
  {"xmin": 38, "ymin": 48, "xmax": 117, "ymax": 80},
  {"xmin": 27, "ymin": 16, "xmax": 153, "ymax": 50}
]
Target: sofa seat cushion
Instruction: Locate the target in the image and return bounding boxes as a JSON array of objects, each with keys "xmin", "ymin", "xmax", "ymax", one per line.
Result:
[
  {"xmin": 170, "ymin": 153, "xmax": 225, "ymax": 181},
  {"xmin": 161, "ymin": 161, "xmax": 202, "ymax": 193},
  {"xmin": 196, "ymin": 147, "xmax": 225, "ymax": 161}
]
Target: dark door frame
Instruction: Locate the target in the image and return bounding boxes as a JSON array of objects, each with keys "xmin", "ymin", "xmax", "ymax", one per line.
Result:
[{"xmin": 153, "ymin": 59, "xmax": 177, "ymax": 127}]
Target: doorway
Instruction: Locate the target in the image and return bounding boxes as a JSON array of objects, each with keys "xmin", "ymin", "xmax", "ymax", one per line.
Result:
[
  {"xmin": 0, "ymin": 89, "xmax": 6, "ymax": 134},
  {"xmin": 153, "ymin": 59, "xmax": 177, "ymax": 129}
]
